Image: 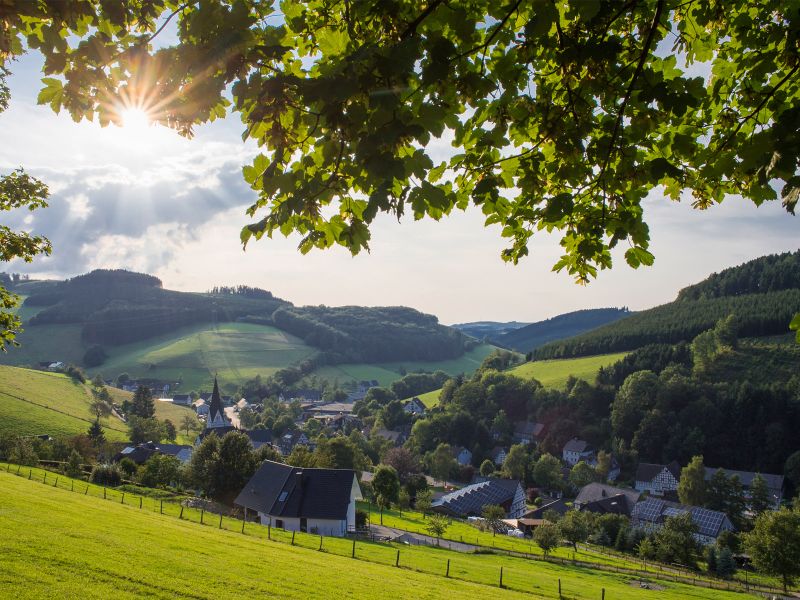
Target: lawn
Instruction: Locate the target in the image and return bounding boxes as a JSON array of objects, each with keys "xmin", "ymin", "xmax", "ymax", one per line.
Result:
[
  {"xmin": 0, "ymin": 366, "xmax": 127, "ymax": 440},
  {"xmin": 87, "ymin": 321, "xmax": 317, "ymax": 392},
  {"xmin": 0, "ymin": 467, "xmax": 754, "ymax": 600},
  {"xmin": 508, "ymin": 352, "xmax": 629, "ymax": 389}
]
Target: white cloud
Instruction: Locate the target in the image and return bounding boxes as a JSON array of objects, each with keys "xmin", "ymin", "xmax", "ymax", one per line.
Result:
[{"xmin": 66, "ymin": 193, "xmax": 92, "ymax": 220}]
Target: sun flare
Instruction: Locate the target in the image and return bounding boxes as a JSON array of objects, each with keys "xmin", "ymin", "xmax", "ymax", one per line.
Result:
[{"xmin": 120, "ymin": 107, "xmax": 152, "ymax": 131}]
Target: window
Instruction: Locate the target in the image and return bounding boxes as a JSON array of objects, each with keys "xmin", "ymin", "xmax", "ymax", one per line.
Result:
[
  {"xmin": 275, "ymin": 519, "xmax": 284, "ymax": 529},
  {"xmin": 278, "ymin": 491, "xmax": 288, "ymax": 502}
]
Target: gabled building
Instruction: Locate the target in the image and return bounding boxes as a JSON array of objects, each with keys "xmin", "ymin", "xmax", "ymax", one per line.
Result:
[
  {"xmin": 451, "ymin": 446, "xmax": 473, "ymax": 467},
  {"xmin": 580, "ymin": 493, "xmax": 634, "ymax": 516},
  {"xmin": 373, "ymin": 429, "xmax": 405, "ymax": 446},
  {"xmin": 521, "ymin": 498, "xmax": 569, "ymax": 520},
  {"xmin": 631, "ymin": 498, "xmax": 734, "ymax": 545},
  {"xmin": 235, "ymin": 460, "xmax": 362, "ymax": 537},
  {"xmin": 279, "ymin": 431, "xmax": 310, "ymax": 456},
  {"xmin": 114, "ymin": 442, "xmax": 160, "ymax": 465},
  {"xmin": 489, "ymin": 447, "xmax": 508, "ymax": 467},
  {"xmin": 635, "ymin": 461, "xmax": 681, "ymax": 497},
  {"xmin": 172, "ymin": 394, "xmax": 192, "ymax": 406},
  {"xmin": 157, "ymin": 444, "xmax": 194, "ymax": 464},
  {"xmin": 432, "ymin": 478, "xmax": 526, "ymax": 519},
  {"xmin": 403, "ymin": 397, "xmax": 427, "ymax": 415},
  {"xmin": 574, "ymin": 483, "xmax": 640, "ymax": 515},
  {"xmin": 703, "ymin": 467, "xmax": 784, "ymax": 509},
  {"xmin": 512, "ymin": 421, "xmax": 544, "ymax": 445},
  {"xmin": 562, "ymin": 438, "xmax": 595, "ymax": 466},
  {"xmin": 206, "ymin": 377, "xmax": 232, "ymax": 429}
]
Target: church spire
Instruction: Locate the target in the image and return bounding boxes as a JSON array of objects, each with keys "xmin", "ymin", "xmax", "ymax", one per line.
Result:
[{"xmin": 206, "ymin": 375, "xmax": 229, "ymax": 428}]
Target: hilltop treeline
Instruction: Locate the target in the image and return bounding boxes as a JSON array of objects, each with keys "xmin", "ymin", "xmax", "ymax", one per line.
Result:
[
  {"xmin": 208, "ymin": 285, "xmax": 275, "ymax": 299},
  {"xmin": 273, "ymin": 305, "xmax": 468, "ymax": 362},
  {"xmin": 25, "ymin": 270, "xmax": 289, "ymax": 345},
  {"xmin": 677, "ymin": 250, "xmax": 800, "ymax": 301},
  {"xmin": 534, "ymin": 289, "xmax": 800, "ymax": 358}
]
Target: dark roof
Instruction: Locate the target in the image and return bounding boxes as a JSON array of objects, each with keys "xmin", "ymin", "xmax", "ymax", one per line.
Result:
[
  {"xmin": 245, "ymin": 429, "xmax": 273, "ymax": 444},
  {"xmin": 208, "ymin": 377, "xmax": 226, "ymax": 423},
  {"xmin": 114, "ymin": 442, "xmax": 159, "ymax": 464},
  {"xmin": 703, "ymin": 467, "xmax": 784, "ymax": 492},
  {"xmin": 637, "ymin": 461, "xmax": 682, "ymax": 482},
  {"xmin": 513, "ymin": 421, "xmax": 544, "ymax": 437},
  {"xmin": 235, "ymin": 460, "xmax": 360, "ymax": 520},
  {"xmin": 373, "ymin": 429, "xmax": 403, "ymax": 443},
  {"xmin": 197, "ymin": 426, "xmax": 238, "ymax": 443},
  {"xmin": 632, "ymin": 498, "xmax": 734, "ymax": 538},
  {"xmin": 581, "ymin": 493, "xmax": 634, "ymax": 516},
  {"xmin": 157, "ymin": 444, "xmax": 192, "ymax": 456},
  {"xmin": 522, "ymin": 498, "xmax": 569, "ymax": 519},
  {"xmin": 563, "ymin": 438, "xmax": 592, "ymax": 453},
  {"xmin": 489, "ymin": 447, "xmax": 508, "ymax": 461},
  {"xmin": 432, "ymin": 478, "xmax": 522, "ymax": 517},
  {"xmin": 575, "ymin": 483, "xmax": 640, "ymax": 507}
]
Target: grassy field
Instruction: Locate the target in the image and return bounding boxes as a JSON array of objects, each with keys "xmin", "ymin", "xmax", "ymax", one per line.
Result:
[
  {"xmin": 87, "ymin": 321, "xmax": 317, "ymax": 392},
  {"xmin": 0, "ymin": 366, "xmax": 127, "ymax": 441},
  {"xmin": 309, "ymin": 344, "xmax": 500, "ymax": 388},
  {"xmin": 0, "ymin": 467, "xmax": 754, "ymax": 600},
  {"xmin": 406, "ymin": 352, "xmax": 629, "ymax": 408},
  {"xmin": 508, "ymin": 352, "xmax": 629, "ymax": 389}
]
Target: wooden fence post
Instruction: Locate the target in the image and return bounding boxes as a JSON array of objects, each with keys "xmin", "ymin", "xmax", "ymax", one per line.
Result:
[
  {"xmin": 291, "ymin": 531, "xmax": 296, "ymax": 545},
  {"xmin": 395, "ymin": 550, "xmax": 400, "ymax": 567},
  {"xmin": 29, "ymin": 469, "xmax": 32, "ymax": 480},
  {"xmin": 121, "ymin": 493, "xmax": 125, "ymax": 504},
  {"xmin": 352, "ymin": 539, "xmax": 356, "ymax": 558},
  {"xmin": 179, "ymin": 506, "xmax": 184, "ymax": 519},
  {"xmin": 160, "ymin": 500, "xmax": 163, "ymax": 514},
  {"xmin": 85, "ymin": 485, "xmax": 89, "ymax": 495},
  {"xmin": 43, "ymin": 472, "xmax": 46, "ymax": 483},
  {"xmin": 601, "ymin": 588, "xmax": 605, "ymax": 600},
  {"xmin": 558, "ymin": 578, "xmax": 562, "ymax": 599},
  {"xmin": 140, "ymin": 497, "xmax": 143, "ymax": 509},
  {"xmin": 499, "ymin": 566, "xmax": 504, "ymax": 588},
  {"xmin": 268, "ymin": 524, "xmax": 271, "ymax": 540},
  {"xmin": 241, "ymin": 512, "xmax": 246, "ymax": 534},
  {"xmin": 318, "ymin": 535, "xmax": 323, "ymax": 551},
  {"xmin": 446, "ymin": 559, "xmax": 450, "ymax": 578},
  {"xmin": 54, "ymin": 477, "xmax": 58, "ymax": 487},
  {"xmin": 219, "ymin": 513, "xmax": 223, "ymax": 529},
  {"xmin": 16, "ymin": 464, "xmax": 21, "ymax": 474},
  {"xmin": 200, "ymin": 508, "xmax": 204, "ymax": 524},
  {"xmin": 103, "ymin": 487, "xmax": 106, "ymax": 499}
]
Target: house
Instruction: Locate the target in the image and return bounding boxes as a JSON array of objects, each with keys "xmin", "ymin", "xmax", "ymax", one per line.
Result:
[
  {"xmin": 403, "ymin": 397, "xmax": 427, "ymax": 415},
  {"xmin": 432, "ymin": 478, "xmax": 527, "ymax": 519},
  {"xmin": 631, "ymin": 498, "xmax": 734, "ymax": 545},
  {"xmin": 635, "ymin": 461, "xmax": 681, "ymax": 497},
  {"xmin": 704, "ymin": 467, "xmax": 784, "ymax": 509},
  {"xmin": 451, "ymin": 446, "xmax": 473, "ymax": 467},
  {"xmin": 290, "ymin": 389, "xmax": 323, "ymax": 403},
  {"xmin": 279, "ymin": 431, "xmax": 311, "ymax": 455},
  {"xmin": 235, "ymin": 460, "xmax": 362, "ymax": 537},
  {"xmin": 157, "ymin": 444, "xmax": 193, "ymax": 464},
  {"xmin": 580, "ymin": 493, "xmax": 634, "ymax": 516},
  {"xmin": 512, "ymin": 421, "xmax": 544, "ymax": 445},
  {"xmin": 47, "ymin": 361, "xmax": 64, "ymax": 372},
  {"xmin": 308, "ymin": 402, "xmax": 355, "ymax": 418},
  {"xmin": 574, "ymin": 483, "xmax": 640, "ymax": 515},
  {"xmin": 562, "ymin": 438, "xmax": 595, "ymax": 466},
  {"xmin": 373, "ymin": 429, "xmax": 405, "ymax": 446},
  {"xmin": 114, "ymin": 442, "xmax": 160, "ymax": 465},
  {"xmin": 194, "ymin": 400, "xmax": 209, "ymax": 418},
  {"xmin": 489, "ymin": 447, "xmax": 508, "ymax": 467},
  {"xmin": 172, "ymin": 394, "xmax": 192, "ymax": 407},
  {"xmin": 588, "ymin": 454, "xmax": 621, "ymax": 482},
  {"xmin": 521, "ymin": 498, "xmax": 569, "ymax": 520},
  {"xmin": 244, "ymin": 429, "xmax": 274, "ymax": 450}
]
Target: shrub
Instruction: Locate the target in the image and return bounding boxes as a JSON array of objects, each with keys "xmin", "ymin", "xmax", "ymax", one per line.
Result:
[{"xmin": 90, "ymin": 463, "xmax": 122, "ymax": 486}]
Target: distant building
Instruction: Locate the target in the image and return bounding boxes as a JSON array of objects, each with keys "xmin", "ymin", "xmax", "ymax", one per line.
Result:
[
  {"xmin": 451, "ymin": 446, "xmax": 473, "ymax": 467},
  {"xmin": 489, "ymin": 447, "xmax": 508, "ymax": 467},
  {"xmin": 432, "ymin": 478, "xmax": 526, "ymax": 519},
  {"xmin": 521, "ymin": 498, "xmax": 569, "ymax": 520},
  {"xmin": 635, "ymin": 461, "xmax": 681, "ymax": 497},
  {"xmin": 373, "ymin": 429, "xmax": 405, "ymax": 446},
  {"xmin": 206, "ymin": 377, "xmax": 231, "ymax": 429},
  {"xmin": 574, "ymin": 483, "xmax": 640, "ymax": 515},
  {"xmin": 631, "ymin": 498, "xmax": 734, "ymax": 545},
  {"xmin": 235, "ymin": 460, "xmax": 362, "ymax": 537},
  {"xmin": 704, "ymin": 467, "xmax": 784, "ymax": 509},
  {"xmin": 562, "ymin": 438, "xmax": 595, "ymax": 466},
  {"xmin": 172, "ymin": 394, "xmax": 192, "ymax": 406},
  {"xmin": 157, "ymin": 444, "xmax": 193, "ymax": 464},
  {"xmin": 403, "ymin": 397, "xmax": 427, "ymax": 415},
  {"xmin": 279, "ymin": 431, "xmax": 311, "ymax": 456},
  {"xmin": 512, "ymin": 421, "xmax": 544, "ymax": 445}
]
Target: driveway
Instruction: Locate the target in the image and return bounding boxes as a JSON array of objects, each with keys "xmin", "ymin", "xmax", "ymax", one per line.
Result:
[{"xmin": 369, "ymin": 524, "xmax": 478, "ymax": 553}]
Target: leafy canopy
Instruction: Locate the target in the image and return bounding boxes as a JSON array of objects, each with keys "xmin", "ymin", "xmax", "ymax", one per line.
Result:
[{"xmin": 2, "ymin": 0, "xmax": 798, "ymax": 283}]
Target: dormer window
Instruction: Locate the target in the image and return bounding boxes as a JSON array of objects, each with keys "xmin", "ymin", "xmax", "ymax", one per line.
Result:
[{"xmin": 278, "ymin": 491, "xmax": 288, "ymax": 502}]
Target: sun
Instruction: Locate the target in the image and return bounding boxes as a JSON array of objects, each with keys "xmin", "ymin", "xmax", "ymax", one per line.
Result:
[{"xmin": 120, "ymin": 107, "xmax": 152, "ymax": 131}]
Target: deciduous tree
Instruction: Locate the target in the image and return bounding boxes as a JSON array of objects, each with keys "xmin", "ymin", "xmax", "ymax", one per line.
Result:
[
  {"xmin": 744, "ymin": 507, "xmax": 800, "ymax": 593},
  {"xmin": 678, "ymin": 455, "xmax": 706, "ymax": 506}
]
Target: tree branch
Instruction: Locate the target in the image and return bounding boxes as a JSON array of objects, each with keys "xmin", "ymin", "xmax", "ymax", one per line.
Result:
[
  {"xmin": 454, "ymin": 0, "xmax": 523, "ymax": 60},
  {"xmin": 399, "ymin": 0, "xmax": 445, "ymax": 40}
]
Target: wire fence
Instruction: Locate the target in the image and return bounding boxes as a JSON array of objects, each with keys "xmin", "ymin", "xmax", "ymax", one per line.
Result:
[{"xmin": 2, "ymin": 461, "xmax": 790, "ymax": 600}]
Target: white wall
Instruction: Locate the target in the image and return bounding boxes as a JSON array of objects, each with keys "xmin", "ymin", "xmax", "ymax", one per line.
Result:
[{"xmin": 257, "ymin": 514, "xmax": 348, "ymax": 537}]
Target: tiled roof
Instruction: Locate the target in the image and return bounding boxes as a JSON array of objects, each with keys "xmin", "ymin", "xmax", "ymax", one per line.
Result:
[
  {"xmin": 563, "ymin": 438, "xmax": 591, "ymax": 453},
  {"xmin": 575, "ymin": 483, "xmax": 640, "ymax": 507},
  {"xmin": 235, "ymin": 460, "xmax": 360, "ymax": 520}
]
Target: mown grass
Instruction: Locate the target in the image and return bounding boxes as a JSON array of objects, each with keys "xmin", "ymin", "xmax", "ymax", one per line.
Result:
[
  {"xmin": 89, "ymin": 322, "xmax": 316, "ymax": 391},
  {"xmin": 0, "ymin": 467, "xmax": 754, "ymax": 600},
  {"xmin": 508, "ymin": 352, "xmax": 629, "ymax": 389},
  {"xmin": 0, "ymin": 366, "xmax": 127, "ymax": 440}
]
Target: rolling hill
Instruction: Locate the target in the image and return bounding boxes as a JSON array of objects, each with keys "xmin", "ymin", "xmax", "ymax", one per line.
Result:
[
  {"xmin": 450, "ymin": 321, "xmax": 529, "ymax": 340},
  {"xmin": 0, "ymin": 366, "xmax": 127, "ymax": 440},
  {"xmin": 493, "ymin": 308, "xmax": 631, "ymax": 352},
  {"xmin": 535, "ymin": 251, "xmax": 800, "ymax": 359}
]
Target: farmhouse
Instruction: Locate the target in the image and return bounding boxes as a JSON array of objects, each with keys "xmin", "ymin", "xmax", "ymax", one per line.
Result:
[
  {"xmin": 635, "ymin": 461, "xmax": 681, "ymax": 497},
  {"xmin": 171, "ymin": 394, "xmax": 192, "ymax": 406},
  {"xmin": 631, "ymin": 497, "xmax": 734, "ymax": 545},
  {"xmin": 403, "ymin": 397, "xmax": 427, "ymax": 415},
  {"xmin": 235, "ymin": 460, "xmax": 362, "ymax": 537},
  {"xmin": 512, "ymin": 421, "xmax": 544, "ymax": 445},
  {"xmin": 574, "ymin": 483, "xmax": 640, "ymax": 515},
  {"xmin": 562, "ymin": 438, "xmax": 595, "ymax": 466},
  {"xmin": 432, "ymin": 478, "xmax": 526, "ymax": 519},
  {"xmin": 489, "ymin": 447, "xmax": 508, "ymax": 466},
  {"xmin": 451, "ymin": 445, "xmax": 473, "ymax": 466}
]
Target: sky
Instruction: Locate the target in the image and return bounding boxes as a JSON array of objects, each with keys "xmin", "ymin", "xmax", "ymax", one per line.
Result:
[{"xmin": 1, "ymin": 52, "xmax": 797, "ymax": 325}]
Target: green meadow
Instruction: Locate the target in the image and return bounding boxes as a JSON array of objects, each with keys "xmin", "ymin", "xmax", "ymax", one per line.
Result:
[
  {"xmin": 0, "ymin": 468, "xmax": 754, "ymax": 600},
  {"xmin": 0, "ymin": 366, "xmax": 127, "ymax": 440}
]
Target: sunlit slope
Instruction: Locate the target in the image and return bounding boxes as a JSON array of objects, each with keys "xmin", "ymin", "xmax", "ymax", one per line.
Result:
[
  {"xmin": 87, "ymin": 322, "xmax": 316, "ymax": 392},
  {"xmin": 0, "ymin": 366, "xmax": 127, "ymax": 440}
]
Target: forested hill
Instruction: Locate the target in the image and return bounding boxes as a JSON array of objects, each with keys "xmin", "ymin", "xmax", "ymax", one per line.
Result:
[
  {"xmin": 11, "ymin": 269, "xmax": 470, "ymax": 364},
  {"xmin": 535, "ymin": 251, "xmax": 800, "ymax": 359},
  {"xmin": 493, "ymin": 308, "xmax": 631, "ymax": 353}
]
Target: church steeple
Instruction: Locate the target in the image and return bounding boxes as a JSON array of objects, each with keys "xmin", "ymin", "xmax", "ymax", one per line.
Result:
[{"xmin": 206, "ymin": 375, "xmax": 230, "ymax": 429}]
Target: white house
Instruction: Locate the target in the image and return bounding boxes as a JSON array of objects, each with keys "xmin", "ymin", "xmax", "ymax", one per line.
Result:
[
  {"xmin": 172, "ymin": 394, "xmax": 192, "ymax": 407},
  {"xmin": 235, "ymin": 460, "xmax": 362, "ymax": 537},
  {"xmin": 635, "ymin": 461, "xmax": 681, "ymax": 496},
  {"xmin": 452, "ymin": 445, "xmax": 473, "ymax": 466},
  {"xmin": 403, "ymin": 397, "xmax": 426, "ymax": 415},
  {"xmin": 562, "ymin": 438, "xmax": 595, "ymax": 466},
  {"xmin": 490, "ymin": 447, "xmax": 508, "ymax": 466}
]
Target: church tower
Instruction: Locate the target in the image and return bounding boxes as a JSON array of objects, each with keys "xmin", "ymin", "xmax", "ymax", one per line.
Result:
[{"xmin": 206, "ymin": 376, "xmax": 231, "ymax": 429}]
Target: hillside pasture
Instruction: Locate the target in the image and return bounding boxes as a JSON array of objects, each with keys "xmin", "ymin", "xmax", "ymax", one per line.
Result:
[
  {"xmin": 0, "ymin": 366, "xmax": 127, "ymax": 440},
  {"xmin": 88, "ymin": 322, "xmax": 316, "ymax": 392},
  {"xmin": 509, "ymin": 352, "xmax": 629, "ymax": 389},
  {"xmin": 0, "ymin": 468, "xmax": 755, "ymax": 600}
]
